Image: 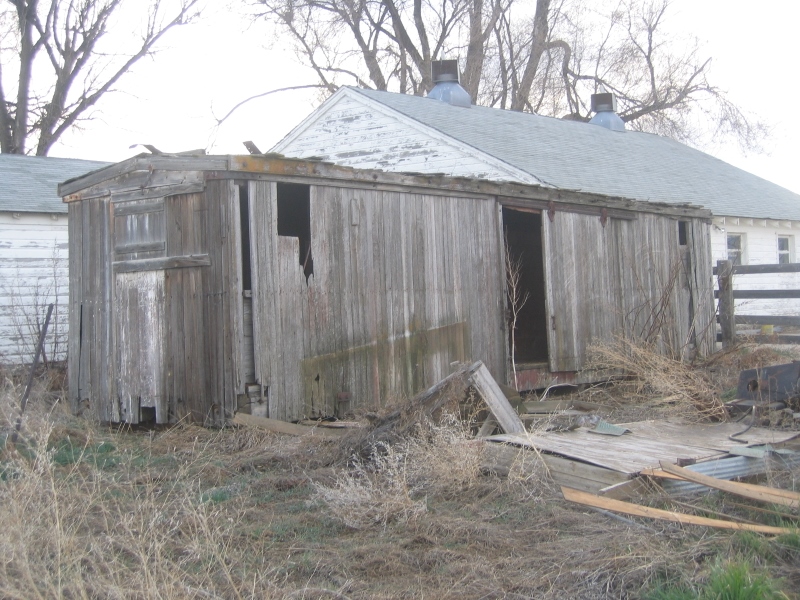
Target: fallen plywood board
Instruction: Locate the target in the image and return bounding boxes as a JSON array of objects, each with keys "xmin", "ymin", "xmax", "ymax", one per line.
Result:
[
  {"xmin": 233, "ymin": 413, "xmax": 345, "ymax": 438},
  {"xmin": 561, "ymin": 486, "xmax": 794, "ymax": 535},
  {"xmin": 659, "ymin": 460, "xmax": 800, "ymax": 508},
  {"xmin": 483, "ymin": 442, "xmax": 629, "ymax": 493},
  {"xmin": 489, "ymin": 420, "xmax": 800, "ymax": 475}
]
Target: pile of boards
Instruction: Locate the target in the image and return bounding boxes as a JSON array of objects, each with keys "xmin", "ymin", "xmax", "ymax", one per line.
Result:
[{"xmin": 233, "ymin": 360, "xmax": 800, "ymax": 533}]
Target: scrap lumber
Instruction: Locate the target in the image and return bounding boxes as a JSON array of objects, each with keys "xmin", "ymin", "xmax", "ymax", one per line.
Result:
[
  {"xmin": 233, "ymin": 413, "xmax": 345, "ymax": 438},
  {"xmin": 561, "ymin": 486, "xmax": 795, "ymax": 535},
  {"xmin": 483, "ymin": 442, "xmax": 628, "ymax": 493},
  {"xmin": 659, "ymin": 460, "xmax": 800, "ymax": 508},
  {"xmin": 469, "ymin": 363, "xmax": 526, "ymax": 434}
]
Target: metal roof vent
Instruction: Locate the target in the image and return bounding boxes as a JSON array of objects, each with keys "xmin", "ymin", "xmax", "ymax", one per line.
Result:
[
  {"xmin": 427, "ymin": 60, "xmax": 471, "ymax": 108},
  {"xmin": 588, "ymin": 92, "xmax": 625, "ymax": 131}
]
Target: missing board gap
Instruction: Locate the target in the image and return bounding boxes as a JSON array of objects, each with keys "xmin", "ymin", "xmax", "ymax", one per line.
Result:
[{"xmin": 277, "ymin": 182, "xmax": 313, "ymax": 280}]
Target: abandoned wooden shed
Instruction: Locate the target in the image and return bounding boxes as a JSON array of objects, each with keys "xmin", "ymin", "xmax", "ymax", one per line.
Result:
[{"xmin": 60, "ymin": 153, "xmax": 716, "ymax": 425}]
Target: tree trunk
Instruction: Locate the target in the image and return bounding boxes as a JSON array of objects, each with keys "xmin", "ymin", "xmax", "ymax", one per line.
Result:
[{"xmin": 511, "ymin": 0, "xmax": 550, "ymax": 111}]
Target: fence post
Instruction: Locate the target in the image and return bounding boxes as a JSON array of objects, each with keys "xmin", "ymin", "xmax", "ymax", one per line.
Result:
[{"xmin": 717, "ymin": 259, "xmax": 735, "ymax": 348}]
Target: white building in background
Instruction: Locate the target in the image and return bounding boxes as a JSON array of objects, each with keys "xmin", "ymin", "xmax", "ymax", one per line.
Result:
[
  {"xmin": 0, "ymin": 155, "xmax": 107, "ymax": 364},
  {"xmin": 272, "ymin": 73, "xmax": 800, "ymax": 320}
]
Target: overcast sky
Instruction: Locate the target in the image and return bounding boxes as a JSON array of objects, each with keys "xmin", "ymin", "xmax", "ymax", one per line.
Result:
[{"xmin": 49, "ymin": 0, "xmax": 800, "ymax": 195}]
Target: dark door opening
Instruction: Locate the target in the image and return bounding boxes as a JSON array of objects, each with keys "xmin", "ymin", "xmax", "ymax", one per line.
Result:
[{"xmin": 503, "ymin": 207, "xmax": 548, "ymax": 365}]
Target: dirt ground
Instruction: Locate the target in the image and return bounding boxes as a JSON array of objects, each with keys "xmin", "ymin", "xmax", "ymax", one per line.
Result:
[{"xmin": 1, "ymin": 342, "xmax": 799, "ymax": 599}]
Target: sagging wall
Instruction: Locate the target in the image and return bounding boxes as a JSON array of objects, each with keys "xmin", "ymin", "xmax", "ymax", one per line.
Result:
[
  {"xmin": 542, "ymin": 211, "xmax": 715, "ymax": 373},
  {"xmin": 68, "ymin": 180, "xmax": 244, "ymax": 425},
  {"xmin": 248, "ymin": 181, "xmax": 507, "ymax": 421}
]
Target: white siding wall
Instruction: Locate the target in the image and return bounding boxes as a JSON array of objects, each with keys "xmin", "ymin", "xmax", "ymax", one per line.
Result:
[
  {"xmin": 711, "ymin": 217, "xmax": 800, "ymax": 317},
  {"xmin": 277, "ymin": 93, "xmax": 536, "ymax": 182},
  {"xmin": 0, "ymin": 212, "xmax": 68, "ymax": 364}
]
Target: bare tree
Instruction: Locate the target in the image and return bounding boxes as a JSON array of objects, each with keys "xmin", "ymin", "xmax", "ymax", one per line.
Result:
[
  {"xmin": 0, "ymin": 0, "xmax": 201, "ymax": 156},
  {"xmin": 250, "ymin": 0, "xmax": 765, "ymax": 149}
]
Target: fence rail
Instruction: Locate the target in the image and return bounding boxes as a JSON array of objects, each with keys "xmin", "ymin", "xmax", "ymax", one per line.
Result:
[{"xmin": 716, "ymin": 260, "xmax": 800, "ymax": 347}]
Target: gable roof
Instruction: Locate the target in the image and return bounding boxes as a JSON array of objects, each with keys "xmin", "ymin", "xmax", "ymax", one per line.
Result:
[
  {"xmin": 303, "ymin": 87, "xmax": 800, "ymax": 221},
  {"xmin": 0, "ymin": 154, "xmax": 109, "ymax": 214}
]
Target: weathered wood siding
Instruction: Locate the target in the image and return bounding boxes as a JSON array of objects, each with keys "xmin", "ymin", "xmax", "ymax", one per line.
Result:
[
  {"xmin": 68, "ymin": 198, "xmax": 114, "ymax": 421},
  {"xmin": 0, "ymin": 212, "xmax": 69, "ymax": 364},
  {"xmin": 277, "ymin": 92, "xmax": 538, "ymax": 184},
  {"xmin": 249, "ymin": 181, "xmax": 506, "ymax": 421},
  {"xmin": 69, "ymin": 181, "xmax": 245, "ymax": 425},
  {"xmin": 542, "ymin": 212, "xmax": 714, "ymax": 371}
]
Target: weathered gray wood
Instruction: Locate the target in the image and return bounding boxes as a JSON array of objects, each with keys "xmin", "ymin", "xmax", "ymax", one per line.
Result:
[
  {"xmin": 63, "ymin": 169, "xmax": 206, "ymax": 202},
  {"xmin": 482, "ymin": 442, "xmax": 629, "ymax": 493},
  {"xmin": 112, "ymin": 255, "xmax": 211, "ymax": 273},
  {"xmin": 112, "ymin": 200, "xmax": 165, "ymax": 217},
  {"xmin": 717, "ymin": 259, "xmax": 735, "ymax": 348},
  {"xmin": 115, "ymin": 270, "xmax": 166, "ymax": 423},
  {"xmin": 110, "ymin": 182, "xmax": 205, "ymax": 203},
  {"xmin": 470, "ymin": 363, "xmax": 526, "ymax": 434},
  {"xmin": 59, "ymin": 155, "xmax": 225, "ymax": 197},
  {"xmin": 62, "ymin": 154, "xmax": 709, "ymax": 219},
  {"xmin": 114, "ymin": 241, "xmax": 166, "ymax": 254}
]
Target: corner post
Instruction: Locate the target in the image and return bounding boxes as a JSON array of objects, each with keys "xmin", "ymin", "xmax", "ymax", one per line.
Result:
[{"xmin": 717, "ymin": 259, "xmax": 735, "ymax": 348}]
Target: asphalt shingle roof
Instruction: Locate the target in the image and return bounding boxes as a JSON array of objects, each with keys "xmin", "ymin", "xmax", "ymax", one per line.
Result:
[
  {"xmin": 0, "ymin": 154, "xmax": 109, "ymax": 214},
  {"xmin": 352, "ymin": 87, "xmax": 800, "ymax": 220}
]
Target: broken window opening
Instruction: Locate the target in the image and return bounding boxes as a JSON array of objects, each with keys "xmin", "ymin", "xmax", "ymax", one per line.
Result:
[
  {"xmin": 502, "ymin": 207, "xmax": 549, "ymax": 365},
  {"xmin": 277, "ymin": 182, "xmax": 313, "ymax": 280},
  {"xmin": 238, "ymin": 183, "xmax": 252, "ymax": 291},
  {"xmin": 678, "ymin": 221, "xmax": 688, "ymax": 246}
]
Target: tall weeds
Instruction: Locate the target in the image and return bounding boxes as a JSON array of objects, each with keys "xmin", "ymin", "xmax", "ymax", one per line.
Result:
[
  {"xmin": 587, "ymin": 337, "xmax": 726, "ymax": 420},
  {"xmin": 0, "ymin": 382, "xmax": 281, "ymax": 599}
]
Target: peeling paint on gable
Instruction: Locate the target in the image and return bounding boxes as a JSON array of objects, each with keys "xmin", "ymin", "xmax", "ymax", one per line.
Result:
[{"xmin": 275, "ymin": 91, "xmax": 540, "ymax": 185}]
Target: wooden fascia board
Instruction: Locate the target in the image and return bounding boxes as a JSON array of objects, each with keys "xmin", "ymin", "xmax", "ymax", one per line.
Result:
[
  {"xmin": 62, "ymin": 168, "xmax": 207, "ymax": 202},
  {"xmin": 215, "ymin": 161, "xmax": 711, "ymax": 219},
  {"xmin": 59, "ymin": 153, "xmax": 711, "ymax": 220},
  {"xmin": 59, "ymin": 155, "xmax": 227, "ymax": 199}
]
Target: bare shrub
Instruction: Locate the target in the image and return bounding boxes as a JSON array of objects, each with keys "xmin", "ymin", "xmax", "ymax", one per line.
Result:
[
  {"xmin": 311, "ymin": 412, "xmax": 486, "ymax": 529},
  {"xmin": 587, "ymin": 337, "xmax": 726, "ymax": 421},
  {"xmin": 310, "ymin": 442, "xmax": 427, "ymax": 530}
]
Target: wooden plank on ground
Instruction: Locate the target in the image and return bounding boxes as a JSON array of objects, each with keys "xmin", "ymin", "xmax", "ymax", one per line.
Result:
[
  {"xmin": 561, "ymin": 486, "xmax": 794, "ymax": 535},
  {"xmin": 470, "ymin": 363, "xmax": 526, "ymax": 434},
  {"xmin": 488, "ymin": 420, "xmax": 800, "ymax": 475},
  {"xmin": 233, "ymin": 413, "xmax": 344, "ymax": 438},
  {"xmin": 482, "ymin": 442, "xmax": 628, "ymax": 493},
  {"xmin": 659, "ymin": 461, "xmax": 800, "ymax": 508}
]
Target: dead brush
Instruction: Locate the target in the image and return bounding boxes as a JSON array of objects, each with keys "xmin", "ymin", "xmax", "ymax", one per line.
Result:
[
  {"xmin": 0, "ymin": 384, "xmax": 287, "ymax": 599},
  {"xmin": 587, "ymin": 337, "xmax": 726, "ymax": 421},
  {"xmin": 310, "ymin": 411, "xmax": 486, "ymax": 529}
]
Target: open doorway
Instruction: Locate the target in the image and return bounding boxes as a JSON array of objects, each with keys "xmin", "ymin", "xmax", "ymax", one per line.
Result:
[{"xmin": 502, "ymin": 207, "xmax": 548, "ymax": 365}]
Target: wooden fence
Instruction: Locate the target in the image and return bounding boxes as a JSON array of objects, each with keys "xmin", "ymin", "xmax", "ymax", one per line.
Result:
[{"xmin": 715, "ymin": 260, "xmax": 800, "ymax": 347}]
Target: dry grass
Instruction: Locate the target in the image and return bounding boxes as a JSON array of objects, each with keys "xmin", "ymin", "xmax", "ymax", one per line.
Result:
[
  {"xmin": 0, "ymin": 364, "xmax": 797, "ymax": 599},
  {"xmin": 587, "ymin": 337, "xmax": 727, "ymax": 421}
]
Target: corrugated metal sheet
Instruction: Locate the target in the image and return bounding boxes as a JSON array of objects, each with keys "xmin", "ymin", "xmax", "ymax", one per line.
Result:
[{"xmin": 662, "ymin": 452, "xmax": 800, "ymax": 495}]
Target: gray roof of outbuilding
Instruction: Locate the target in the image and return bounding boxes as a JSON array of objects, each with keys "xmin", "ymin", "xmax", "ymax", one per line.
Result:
[
  {"xmin": 0, "ymin": 154, "xmax": 109, "ymax": 214},
  {"xmin": 352, "ymin": 87, "xmax": 800, "ymax": 221}
]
